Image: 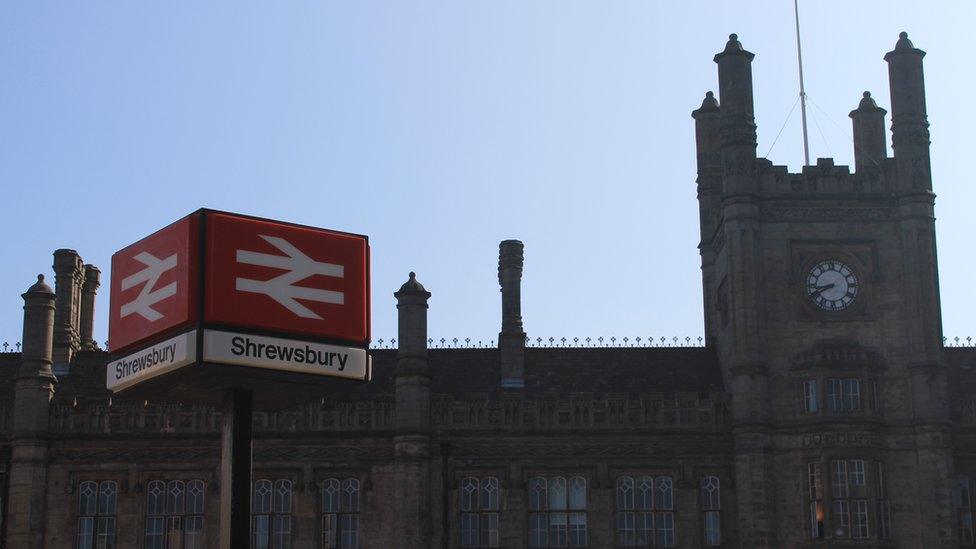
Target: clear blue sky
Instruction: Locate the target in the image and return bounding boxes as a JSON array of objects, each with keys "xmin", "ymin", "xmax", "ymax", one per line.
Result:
[{"xmin": 2, "ymin": 2, "xmax": 973, "ymax": 348}]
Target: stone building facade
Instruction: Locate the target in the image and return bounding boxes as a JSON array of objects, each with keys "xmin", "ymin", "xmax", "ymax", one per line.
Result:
[{"xmin": 1, "ymin": 32, "xmax": 975, "ymax": 549}]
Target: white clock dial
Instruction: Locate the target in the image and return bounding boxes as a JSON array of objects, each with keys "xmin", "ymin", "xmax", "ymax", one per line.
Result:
[{"xmin": 806, "ymin": 260, "xmax": 859, "ymax": 311}]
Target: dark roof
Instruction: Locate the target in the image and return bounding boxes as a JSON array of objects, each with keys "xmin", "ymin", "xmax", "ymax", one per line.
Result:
[
  {"xmin": 525, "ymin": 346, "xmax": 723, "ymax": 394},
  {"xmin": 53, "ymin": 350, "xmax": 113, "ymax": 400},
  {"xmin": 0, "ymin": 353, "xmax": 17, "ymax": 399}
]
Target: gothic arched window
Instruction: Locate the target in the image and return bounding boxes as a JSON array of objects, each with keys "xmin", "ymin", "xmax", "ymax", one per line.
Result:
[
  {"xmin": 252, "ymin": 478, "xmax": 292, "ymax": 549},
  {"xmin": 145, "ymin": 479, "xmax": 206, "ymax": 549},
  {"xmin": 700, "ymin": 476, "xmax": 721, "ymax": 546},
  {"xmin": 460, "ymin": 476, "xmax": 500, "ymax": 547},
  {"xmin": 322, "ymin": 477, "xmax": 361, "ymax": 548},
  {"xmin": 528, "ymin": 476, "xmax": 587, "ymax": 547},
  {"xmin": 76, "ymin": 480, "xmax": 117, "ymax": 549},
  {"xmin": 613, "ymin": 475, "xmax": 674, "ymax": 547}
]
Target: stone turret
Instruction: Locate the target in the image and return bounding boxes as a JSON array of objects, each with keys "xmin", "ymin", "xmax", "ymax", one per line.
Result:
[
  {"xmin": 693, "ymin": 92, "xmax": 723, "ymax": 339},
  {"xmin": 7, "ymin": 275, "xmax": 57, "ymax": 549},
  {"xmin": 393, "ymin": 272, "xmax": 432, "ymax": 548},
  {"xmin": 883, "ymin": 31, "xmax": 943, "ymax": 364},
  {"xmin": 849, "ymin": 91, "xmax": 887, "ymax": 173},
  {"xmin": 885, "ymin": 32, "xmax": 952, "ymax": 546},
  {"xmin": 498, "ymin": 240, "xmax": 525, "ymax": 388},
  {"xmin": 711, "ymin": 33, "xmax": 776, "ymax": 547}
]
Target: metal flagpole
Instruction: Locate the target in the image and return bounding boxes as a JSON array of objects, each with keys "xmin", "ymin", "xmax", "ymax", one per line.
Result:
[{"xmin": 794, "ymin": 0, "xmax": 811, "ymax": 166}]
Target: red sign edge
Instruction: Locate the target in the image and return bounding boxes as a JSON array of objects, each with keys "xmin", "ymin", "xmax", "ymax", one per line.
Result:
[{"xmin": 108, "ymin": 212, "xmax": 201, "ymax": 354}]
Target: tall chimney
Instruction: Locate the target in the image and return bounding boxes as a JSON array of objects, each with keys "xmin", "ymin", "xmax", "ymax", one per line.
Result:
[
  {"xmin": 849, "ymin": 91, "xmax": 887, "ymax": 173},
  {"xmin": 79, "ymin": 264, "xmax": 100, "ymax": 350},
  {"xmin": 52, "ymin": 249, "xmax": 83, "ymax": 364},
  {"xmin": 498, "ymin": 240, "xmax": 525, "ymax": 388}
]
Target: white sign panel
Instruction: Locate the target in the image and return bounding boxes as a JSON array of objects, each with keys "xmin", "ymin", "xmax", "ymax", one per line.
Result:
[
  {"xmin": 203, "ymin": 330, "xmax": 369, "ymax": 381},
  {"xmin": 107, "ymin": 330, "xmax": 196, "ymax": 392}
]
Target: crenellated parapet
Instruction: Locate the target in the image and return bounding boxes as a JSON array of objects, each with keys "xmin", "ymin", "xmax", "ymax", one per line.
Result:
[{"xmin": 755, "ymin": 157, "xmax": 897, "ymax": 196}]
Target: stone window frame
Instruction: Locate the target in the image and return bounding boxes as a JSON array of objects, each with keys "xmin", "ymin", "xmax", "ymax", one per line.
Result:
[
  {"xmin": 525, "ymin": 473, "xmax": 588, "ymax": 548},
  {"xmin": 826, "ymin": 379, "xmax": 860, "ymax": 412},
  {"xmin": 0, "ymin": 466, "xmax": 5, "ymax": 542},
  {"xmin": 144, "ymin": 478, "xmax": 206, "ymax": 549},
  {"xmin": 802, "ymin": 379, "xmax": 819, "ymax": 413},
  {"xmin": 457, "ymin": 475, "xmax": 501, "ymax": 548},
  {"xmin": 452, "ymin": 468, "xmax": 506, "ymax": 548},
  {"xmin": 611, "ymin": 473, "xmax": 676, "ymax": 547},
  {"xmin": 700, "ymin": 475, "xmax": 721, "ymax": 546},
  {"xmin": 252, "ymin": 477, "xmax": 294, "ymax": 549},
  {"xmin": 829, "ymin": 458, "xmax": 869, "ymax": 539},
  {"xmin": 805, "ymin": 455, "xmax": 889, "ymax": 542},
  {"xmin": 313, "ymin": 467, "xmax": 371, "ymax": 549},
  {"xmin": 75, "ymin": 479, "xmax": 119, "ymax": 549},
  {"xmin": 875, "ymin": 461, "xmax": 891, "ymax": 540},
  {"xmin": 953, "ymin": 475, "xmax": 974, "ymax": 545},
  {"xmin": 795, "ymin": 374, "xmax": 882, "ymax": 418},
  {"xmin": 320, "ymin": 477, "xmax": 362, "ymax": 549}
]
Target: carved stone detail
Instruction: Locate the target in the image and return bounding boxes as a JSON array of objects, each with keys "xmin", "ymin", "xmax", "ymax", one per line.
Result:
[{"xmin": 762, "ymin": 206, "xmax": 898, "ymax": 222}]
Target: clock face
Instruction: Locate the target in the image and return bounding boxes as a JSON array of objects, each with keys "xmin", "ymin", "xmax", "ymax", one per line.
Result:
[{"xmin": 806, "ymin": 260, "xmax": 859, "ymax": 311}]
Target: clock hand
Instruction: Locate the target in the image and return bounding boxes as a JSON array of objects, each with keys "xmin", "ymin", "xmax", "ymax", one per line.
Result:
[{"xmin": 809, "ymin": 283, "xmax": 836, "ymax": 297}]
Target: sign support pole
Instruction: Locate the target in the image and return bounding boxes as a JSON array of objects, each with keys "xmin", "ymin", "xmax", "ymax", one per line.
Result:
[{"xmin": 219, "ymin": 388, "xmax": 253, "ymax": 549}]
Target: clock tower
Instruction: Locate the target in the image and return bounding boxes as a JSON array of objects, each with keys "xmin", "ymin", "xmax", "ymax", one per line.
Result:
[{"xmin": 694, "ymin": 32, "xmax": 952, "ymax": 547}]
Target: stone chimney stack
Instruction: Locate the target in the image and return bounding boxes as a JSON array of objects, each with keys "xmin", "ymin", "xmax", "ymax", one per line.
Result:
[
  {"xmin": 52, "ymin": 249, "xmax": 83, "ymax": 364},
  {"xmin": 498, "ymin": 240, "xmax": 525, "ymax": 388},
  {"xmin": 393, "ymin": 272, "xmax": 432, "ymax": 549},
  {"xmin": 849, "ymin": 91, "xmax": 888, "ymax": 173},
  {"xmin": 7, "ymin": 275, "xmax": 57, "ymax": 548},
  {"xmin": 79, "ymin": 264, "xmax": 100, "ymax": 350}
]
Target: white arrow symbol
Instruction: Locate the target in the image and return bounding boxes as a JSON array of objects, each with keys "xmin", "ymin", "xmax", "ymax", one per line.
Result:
[
  {"xmin": 120, "ymin": 252, "xmax": 178, "ymax": 321},
  {"xmin": 235, "ymin": 235, "xmax": 344, "ymax": 319}
]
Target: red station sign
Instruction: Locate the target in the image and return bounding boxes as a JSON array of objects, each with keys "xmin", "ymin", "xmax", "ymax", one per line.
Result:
[
  {"xmin": 204, "ymin": 212, "xmax": 369, "ymax": 345},
  {"xmin": 108, "ymin": 210, "xmax": 370, "ymax": 354}
]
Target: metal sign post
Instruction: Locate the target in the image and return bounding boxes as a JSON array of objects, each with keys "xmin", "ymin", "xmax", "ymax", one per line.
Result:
[{"xmin": 219, "ymin": 388, "xmax": 253, "ymax": 549}]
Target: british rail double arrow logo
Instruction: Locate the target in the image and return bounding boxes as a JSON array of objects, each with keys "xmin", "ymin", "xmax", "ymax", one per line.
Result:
[
  {"xmin": 235, "ymin": 235, "xmax": 345, "ymax": 319},
  {"xmin": 119, "ymin": 252, "xmax": 178, "ymax": 322}
]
